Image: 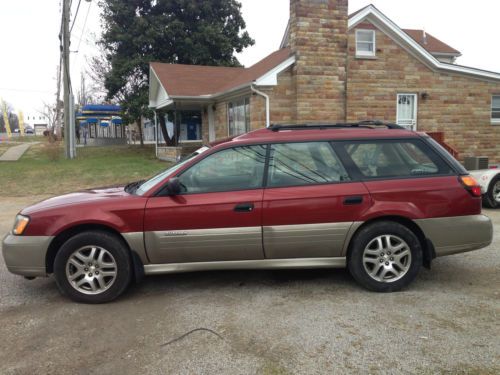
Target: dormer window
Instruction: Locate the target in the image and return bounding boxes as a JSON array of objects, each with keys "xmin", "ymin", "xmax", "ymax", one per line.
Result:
[{"xmin": 356, "ymin": 29, "xmax": 376, "ymax": 57}]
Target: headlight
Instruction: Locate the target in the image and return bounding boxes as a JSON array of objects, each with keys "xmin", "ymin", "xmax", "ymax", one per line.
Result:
[{"xmin": 12, "ymin": 214, "xmax": 30, "ymax": 235}]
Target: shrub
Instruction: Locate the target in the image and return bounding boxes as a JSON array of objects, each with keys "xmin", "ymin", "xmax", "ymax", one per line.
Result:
[{"xmin": 44, "ymin": 141, "xmax": 62, "ymax": 161}]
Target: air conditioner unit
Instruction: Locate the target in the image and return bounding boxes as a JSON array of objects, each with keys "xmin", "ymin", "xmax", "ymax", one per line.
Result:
[{"xmin": 464, "ymin": 156, "xmax": 489, "ymax": 171}]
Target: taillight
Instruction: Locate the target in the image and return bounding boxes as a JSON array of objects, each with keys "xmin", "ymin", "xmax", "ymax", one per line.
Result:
[{"xmin": 459, "ymin": 176, "xmax": 482, "ymax": 197}]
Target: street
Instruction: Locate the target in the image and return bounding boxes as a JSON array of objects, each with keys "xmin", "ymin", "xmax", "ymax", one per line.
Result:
[{"xmin": 0, "ymin": 196, "xmax": 499, "ymax": 374}]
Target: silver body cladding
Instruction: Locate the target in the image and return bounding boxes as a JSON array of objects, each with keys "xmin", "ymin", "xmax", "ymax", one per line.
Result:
[{"xmin": 1, "ymin": 215, "xmax": 492, "ymax": 277}]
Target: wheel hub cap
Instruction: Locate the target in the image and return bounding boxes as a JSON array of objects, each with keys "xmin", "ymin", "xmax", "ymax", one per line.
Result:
[
  {"xmin": 362, "ymin": 235, "xmax": 412, "ymax": 283},
  {"xmin": 494, "ymin": 181, "xmax": 500, "ymax": 203},
  {"xmin": 65, "ymin": 246, "xmax": 117, "ymax": 295}
]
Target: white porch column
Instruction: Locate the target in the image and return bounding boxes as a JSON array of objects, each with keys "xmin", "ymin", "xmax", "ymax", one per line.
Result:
[{"xmin": 154, "ymin": 111, "xmax": 158, "ymax": 157}]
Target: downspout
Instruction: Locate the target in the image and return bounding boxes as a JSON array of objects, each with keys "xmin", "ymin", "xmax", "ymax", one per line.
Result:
[
  {"xmin": 344, "ymin": 37, "xmax": 349, "ymax": 123},
  {"xmin": 251, "ymin": 84, "xmax": 270, "ymax": 128}
]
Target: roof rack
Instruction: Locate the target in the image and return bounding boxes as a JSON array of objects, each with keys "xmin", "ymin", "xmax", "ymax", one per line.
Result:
[{"xmin": 268, "ymin": 121, "xmax": 406, "ymax": 132}]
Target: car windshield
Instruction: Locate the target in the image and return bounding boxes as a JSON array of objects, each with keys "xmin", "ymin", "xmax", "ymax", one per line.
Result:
[{"xmin": 134, "ymin": 146, "xmax": 210, "ymax": 196}]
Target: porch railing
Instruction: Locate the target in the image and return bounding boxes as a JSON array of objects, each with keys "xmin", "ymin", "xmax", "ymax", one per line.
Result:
[{"xmin": 426, "ymin": 131, "xmax": 459, "ymax": 160}]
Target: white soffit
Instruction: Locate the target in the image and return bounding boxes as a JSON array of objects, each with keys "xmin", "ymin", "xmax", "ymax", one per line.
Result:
[
  {"xmin": 149, "ymin": 67, "xmax": 172, "ymax": 109},
  {"xmin": 255, "ymin": 56, "xmax": 296, "ymax": 86}
]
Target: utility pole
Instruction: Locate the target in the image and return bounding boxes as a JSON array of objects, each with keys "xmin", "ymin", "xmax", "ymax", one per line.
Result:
[
  {"xmin": 54, "ymin": 59, "xmax": 62, "ymax": 139},
  {"xmin": 62, "ymin": 0, "xmax": 76, "ymax": 159}
]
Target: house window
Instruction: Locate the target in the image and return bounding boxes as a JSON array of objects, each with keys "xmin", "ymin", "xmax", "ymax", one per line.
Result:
[
  {"xmin": 356, "ymin": 29, "xmax": 376, "ymax": 57},
  {"xmin": 492, "ymin": 95, "xmax": 500, "ymax": 124},
  {"xmin": 228, "ymin": 98, "xmax": 250, "ymax": 136}
]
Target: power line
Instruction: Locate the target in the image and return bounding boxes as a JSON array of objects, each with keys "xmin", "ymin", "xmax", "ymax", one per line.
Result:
[
  {"xmin": 70, "ymin": 0, "xmax": 82, "ymax": 34},
  {"xmin": 76, "ymin": 1, "xmax": 92, "ymax": 53}
]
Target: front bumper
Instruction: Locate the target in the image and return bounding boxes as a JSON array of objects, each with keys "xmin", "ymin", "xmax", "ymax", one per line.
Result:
[
  {"xmin": 415, "ymin": 214, "xmax": 493, "ymax": 257},
  {"xmin": 2, "ymin": 234, "xmax": 53, "ymax": 277}
]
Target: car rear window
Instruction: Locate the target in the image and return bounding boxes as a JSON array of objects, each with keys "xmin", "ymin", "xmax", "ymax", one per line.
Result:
[
  {"xmin": 268, "ymin": 142, "xmax": 350, "ymax": 187},
  {"xmin": 342, "ymin": 140, "xmax": 452, "ymax": 179}
]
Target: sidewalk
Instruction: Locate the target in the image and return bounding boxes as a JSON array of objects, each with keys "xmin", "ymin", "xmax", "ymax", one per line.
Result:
[{"xmin": 0, "ymin": 143, "xmax": 37, "ymax": 161}]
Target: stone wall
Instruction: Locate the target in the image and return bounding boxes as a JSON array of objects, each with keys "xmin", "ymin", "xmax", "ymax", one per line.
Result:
[
  {"xmin": 157, "ymin": 142, "xmax": 202, "ymax": 162},
  {"xmin": 250, "ymin": 67, "xmax": 297, "ymax": 129},
  {"xmin": 347, "ymin": 22, "xmax": 500, "ymax": 162},
  {"xmin": 214, "ymin": 101, "xmax": 228, "ymax": 140},
  {"xmin": 289, "ymin": 0, "xmax": 348, "ymax": 122},
  {"xmin": 201, "ymin": 108, "xmax": 209, "ymax": 144}
]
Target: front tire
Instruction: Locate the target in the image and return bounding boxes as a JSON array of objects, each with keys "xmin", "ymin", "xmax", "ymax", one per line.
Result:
[
  {"xmin": 54, "ymin": 231, "xmax": 132, "ymax": 303},
  {"xmin": 348, "ymin": 221, "xmax": 422, "ymax": 292}
]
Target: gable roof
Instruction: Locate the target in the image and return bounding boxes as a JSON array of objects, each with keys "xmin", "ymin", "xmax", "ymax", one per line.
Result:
[
  {"xmin": 279, "ymin": 4, "xmax": 498, "ymax": 81},
  {"xmin": 349, "ymin": 5, "xmax": 500, "ymax": 81},
  {"xmin": 281, "ymin": 7, "xmax": 461, "ymax": 57},
  {"xmin": 403, "ymin": 29, "xmax": 461, "ymax": 56},
  {"xmin": 150, "ymin": 48, "xmax": 294, "ymax": 99}
]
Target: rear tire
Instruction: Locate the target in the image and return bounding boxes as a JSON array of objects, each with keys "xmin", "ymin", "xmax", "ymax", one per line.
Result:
[
  {"xmin": 482, "ymin": 176, "xmax": 500, "ymax": 209},
  {"xmin": 347, "ymin": 221, "xmax": 422, "ymax": 293},
  {"xmin": 54, "ymin": 231, "xmax": 132, "ymax": 303}
]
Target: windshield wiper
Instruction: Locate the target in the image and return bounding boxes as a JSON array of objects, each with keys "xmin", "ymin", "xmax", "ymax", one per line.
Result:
[{"xmin": 125, "ymin": 180, "xmax": 145, "ymax": 194}]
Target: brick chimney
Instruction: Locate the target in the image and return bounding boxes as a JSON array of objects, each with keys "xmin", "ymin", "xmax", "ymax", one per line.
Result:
[{"xmin": 289, "ymin": 0, "xmax": 348, "ymax": 122}]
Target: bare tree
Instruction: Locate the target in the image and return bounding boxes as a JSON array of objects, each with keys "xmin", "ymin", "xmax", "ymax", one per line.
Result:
[
  {"xmin": 77, "ymin": 72, "xmax": 103, "ymax": 107},
  {"xmin": 38, "ymin": 102, "xmax": 58, "ymax": 133},
  {"xmin": 53, "ymin": 59, "xmax": 63, "ymax": 139},
  {"xmin": 85, "ymin": 34, "xmax": 109, "ymax": 103}
]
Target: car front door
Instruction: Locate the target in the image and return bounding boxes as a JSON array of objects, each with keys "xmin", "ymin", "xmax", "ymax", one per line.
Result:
[
  {"xmin": 262, "ymin": 142, "xmax": 371, "ymax": 259},
  {"xmin": 144, "ymin": 145, "xmax": 267, "ymax": 264}
]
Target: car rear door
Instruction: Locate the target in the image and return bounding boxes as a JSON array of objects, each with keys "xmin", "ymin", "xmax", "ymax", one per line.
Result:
[
  {"xmin": 338, "ymin": 139, "xmax": 468, "ymax": 217},
  {"xmin": 262, "ymin": 142, "xmax": 371, "ymax": 259},
  {"xmin": 144, "ymin": 145, "xmax": 267, "ymax": 264}
]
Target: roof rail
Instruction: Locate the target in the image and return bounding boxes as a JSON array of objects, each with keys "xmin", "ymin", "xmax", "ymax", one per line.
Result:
[{"xmin": 268, "ymin": 121, "xmax": 406, "ymax": 132}]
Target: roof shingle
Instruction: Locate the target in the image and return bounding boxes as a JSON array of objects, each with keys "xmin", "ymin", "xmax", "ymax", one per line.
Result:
[
  {"xmin": 151, "ymin": 48, "xmax": 293, "ymax": 97},
  {"xmin": 403, "ymin": 29, "xmax": 461, "ymax": 55}
]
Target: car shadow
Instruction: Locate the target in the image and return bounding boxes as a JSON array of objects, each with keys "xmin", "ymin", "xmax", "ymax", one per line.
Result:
[{"xmin": 126, "ymin": 267, "xmax": 356, "ymax": 298}]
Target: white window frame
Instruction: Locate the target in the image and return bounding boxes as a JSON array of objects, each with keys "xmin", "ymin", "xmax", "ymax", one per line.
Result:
[
  {"xmin": 356, "ymin": 29, "xmax": 376, "ymax": 57},
  {"xmin": 396, "ymin": 93, "xmax": 418, "ymax": 131},
  {"xmin": 492, "ymin": 95, "xmax": 500, "ymax": 125}
]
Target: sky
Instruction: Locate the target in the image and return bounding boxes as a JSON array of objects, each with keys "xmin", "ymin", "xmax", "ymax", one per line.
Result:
[{"xmin": 0, "ymin": 0, "xmax": 499, "ymax": 114}]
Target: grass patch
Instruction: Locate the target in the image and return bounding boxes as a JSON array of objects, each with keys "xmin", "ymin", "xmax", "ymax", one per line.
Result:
[
  {"xmin": 0, "ymin": 135, "xmax": 46, "ymax": 143},
  {"xmin": 13, "ymin": 135, "xmax": 47, "ymax": 143},
  {"xmin": 0, "ymin": 142, "xmax": 169, "ymax": 196},
  {"xmin": 0, "ymin": 143, "xmax": 11, "ymax": 154}
]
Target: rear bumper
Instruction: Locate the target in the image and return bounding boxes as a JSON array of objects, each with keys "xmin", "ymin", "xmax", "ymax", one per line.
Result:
[
  {"xmin": 2, "ymin": 234, "xmax": 53, "ymax": 277},
  {"xmin": 415, "ymin": 215, "xmax": 493, "ymax": 257}
]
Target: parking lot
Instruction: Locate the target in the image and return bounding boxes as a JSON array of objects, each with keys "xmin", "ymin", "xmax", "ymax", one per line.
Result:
[{"xmin": 0, "ymin": 196, "xmax": 499, "ymax": 374}]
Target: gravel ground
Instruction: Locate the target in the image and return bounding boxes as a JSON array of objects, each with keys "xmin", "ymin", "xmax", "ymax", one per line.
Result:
[{"xmin": 0, "ymin": 196, "xmax": 498, "ymax": 375}]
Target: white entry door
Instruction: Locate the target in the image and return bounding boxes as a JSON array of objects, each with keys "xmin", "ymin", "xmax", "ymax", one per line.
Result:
[{"xmin": 396, "ymin": 94, "xmax": 418, "ymax": 130}]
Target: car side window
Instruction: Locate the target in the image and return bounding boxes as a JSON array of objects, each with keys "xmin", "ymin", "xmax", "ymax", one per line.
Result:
[
  {"xmin": 177, "ymin": 145, "xmax": 267, "ymax": 194},
  {"xmin": 267, "ymin": 142, "xmax": 350, "ymax": 188},
  {"xmin": 344, "ymin": 140, "xmax": 451, "ymax": 178}
]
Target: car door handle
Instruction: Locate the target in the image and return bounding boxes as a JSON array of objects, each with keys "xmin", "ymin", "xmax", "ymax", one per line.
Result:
[
  {"xmin": 234, "ymin": 203, "xmax": 255, "ymax": 212},
  {"xmin": 343, "ymin": 196, "xmax": 363, "ymax": 205}
]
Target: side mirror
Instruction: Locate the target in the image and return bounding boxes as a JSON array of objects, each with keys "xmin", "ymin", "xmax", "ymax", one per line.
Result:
[{"xmin": 165, "ymin": 177, "xmax": 182, "ymax": 196}]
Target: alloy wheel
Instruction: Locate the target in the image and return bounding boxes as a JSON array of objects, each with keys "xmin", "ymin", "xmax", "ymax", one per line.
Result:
[
  {"xmin": 362, "ymin": 235, "xmax": 412, "ymax": 283},
  {"xmin": 493, "ymin": 181, "xmax": 500, "ymax": 203},
  {"xmin": 65, "ymin": 246, "xmax": 118, "ymax": 295}
]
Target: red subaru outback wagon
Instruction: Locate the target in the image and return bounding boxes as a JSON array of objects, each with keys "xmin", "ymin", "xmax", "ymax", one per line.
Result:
[{"xmin": 2, "ymin": 123, "xmax": 493, "ymax": 303}]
